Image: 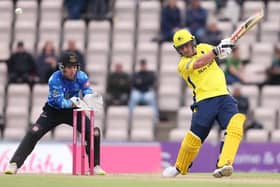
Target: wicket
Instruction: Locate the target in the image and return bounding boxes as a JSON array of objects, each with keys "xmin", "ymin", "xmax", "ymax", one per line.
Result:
[{"xmin": 72, "ymin": 109, "xmax": 95, "ymax": 175}]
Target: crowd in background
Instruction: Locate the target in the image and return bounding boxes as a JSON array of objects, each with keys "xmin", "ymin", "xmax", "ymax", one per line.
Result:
[{"xmin": 1, "ymin": 0, "xmax": 280, "ymax": 134}]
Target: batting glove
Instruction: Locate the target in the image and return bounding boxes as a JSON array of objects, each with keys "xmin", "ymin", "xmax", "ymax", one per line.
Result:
[{"xmin": 213, "ymin": 38, "xmax": 234, "ymax": 59}]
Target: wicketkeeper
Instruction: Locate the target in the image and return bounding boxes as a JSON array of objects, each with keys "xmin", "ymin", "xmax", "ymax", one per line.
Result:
[
  {"xmin": 162, "ymin": 29, "xmax": 246, "ymax": 178},
  {"xmin": 5, "ymin": 52, "xmax": 106, "ymax": 175}
]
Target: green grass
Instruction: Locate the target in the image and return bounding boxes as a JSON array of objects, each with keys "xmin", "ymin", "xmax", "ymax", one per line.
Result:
[{"xmin": 1, "ymin": 173, "xmax": 280, "ymax": 187}]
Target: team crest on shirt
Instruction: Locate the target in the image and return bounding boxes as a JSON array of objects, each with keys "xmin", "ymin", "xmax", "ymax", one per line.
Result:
[{"xmin": 52, "ymin": 90, "xmax": 59, "ymax": 97}]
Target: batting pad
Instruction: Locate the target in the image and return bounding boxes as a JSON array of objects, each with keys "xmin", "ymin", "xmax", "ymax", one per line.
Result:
[
  {"xmin": 175, "ymin": 131, "xmax": 202, "ymax": 175},
  {"xmin": 218, "ymin": 113, "xmax": 246, "ymax": 168}
]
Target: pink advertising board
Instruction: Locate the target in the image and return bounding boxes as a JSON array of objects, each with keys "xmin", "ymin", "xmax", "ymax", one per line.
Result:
[{"xmin": 0, "ymin": 142, "xmax": 162, "ymax": 174}]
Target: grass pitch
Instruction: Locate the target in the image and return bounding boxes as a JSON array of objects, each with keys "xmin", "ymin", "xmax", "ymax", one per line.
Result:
[{"xmin": 1, "ymin": 173, "xmax": 280, "ymax": 187}]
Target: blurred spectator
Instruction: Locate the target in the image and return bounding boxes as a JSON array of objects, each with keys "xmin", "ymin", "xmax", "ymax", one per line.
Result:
[
  {"xmin": 232, "ymin": 84, "xmax": 249, "ymax": 115},
  {"xmin": 128, "ymin": 59, "xmax": 159, "ymax": 123},
  {"xmin": 63, "ymin": 40, "xmax": 85, "ymax": 71},
  {"xmin": 232, "ymin": 84, "xmax": 263, "ymax": 131},
  {"xmin": 88, "ymin": 0, "xmax": 115, "ymax": 20},
  {"xmin": 36, "ymin": 41, "xmax": 58, "ymax": 83},
  {"xmin": 201, "ymin": 21, "xmax": 223, "ymax": 46},
  {"xmin": 64, "ymin": 0, "xmax": 87, "ymax": 19},
  {"xmin": 214, "ymin": 0, "xmax": 227, "ymax": 15},
  {"xmin": 224, "ymin": 47, "xmax": 244, "ymax": 85},
  {"xmin": 7, "ymin": 41, "xmax": 36, "ymax": 85},
  {"xmin": 155, "ymin": 0, "xmax": 182, "ymax": 42},
  {"xmin": 185, "ymin": 0, "xmax": 207, "ymax": 43},
  {"xmin": 266, "ymin": 46, "xmax": 280, "ymax": 85},
  {"xmin": 215, "ymin": 0, "xmax": 243, "ymax": 21},
  {"xmin": 106, "ymin": 63, "xmax": 131, "ymax": 106}
]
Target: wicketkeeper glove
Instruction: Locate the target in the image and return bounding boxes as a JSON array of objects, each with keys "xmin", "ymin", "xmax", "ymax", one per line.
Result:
[
  {"xmin": 83, "ymin": 93, "xmax": 104, "ymax": 112},
  {"xmin": 70, "ymin": 96, "xmax": 88, "ymax": 108}
]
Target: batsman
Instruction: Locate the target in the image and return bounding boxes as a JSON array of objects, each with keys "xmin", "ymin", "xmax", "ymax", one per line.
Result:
[
  {"xmin": 162, "ymin": 29, "xmax": 246, "ymax": 178},
  {"xmin": 4, "ymin": 52, "xmax": 106, "ymax": 175}
]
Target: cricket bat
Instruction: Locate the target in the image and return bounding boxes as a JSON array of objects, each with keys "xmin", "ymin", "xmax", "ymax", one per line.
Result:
[{"xmin": 230, "ymin": 9, "xmax": 264, "ymax": 43}]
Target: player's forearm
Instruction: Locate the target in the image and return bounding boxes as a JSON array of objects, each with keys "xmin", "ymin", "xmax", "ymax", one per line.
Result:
[
  {"xmin": 193, "ymin": 51, "xmax": 216, "ymax": 69},
  {"xmin": 48, "ymin": 97, "xmax": 73, "ymax": 108}
]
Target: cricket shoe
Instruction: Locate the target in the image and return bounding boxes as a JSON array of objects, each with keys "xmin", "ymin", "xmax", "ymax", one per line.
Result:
[
  {"xmin": 162, "ymin": 166, "xmax": 180, "ymax": 177},
  {"xmin": 94, "ymin": 165, "xmax": 106, "ymax": 175},
  {"xmin": 212, "ymin": 165, "xmax": 233, "ymax": 178},
  {"xmin": 4, "ymin": 162, "xmax": 18, "ymax": 175}
]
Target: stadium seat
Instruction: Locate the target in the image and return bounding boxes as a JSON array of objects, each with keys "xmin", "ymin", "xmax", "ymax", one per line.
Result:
[
  {"xmin": 138, "ymin": 0, "xmax": 160, "ymax": 43},
  {"xmin": 261, "ymin": 86, "xmax": 280, "ymax": 109},
  {"xmin": 130, "ymin": 106, "xmax": 155, "ymax": 141},
  {"xmin": 169, "ymin": 107, "xmax": 192, "ymax": 141},
  {"xmin": 0, "ymin": 1, "xmax": 13, "ymax": 24},
  {"xmin": 243, "ymin": 64, "xmax": 267, "ymax": 84},
  {"xmin": 4, "ymin": 84, "xmax": 30, "ymax": 140},
  {"xmin": 238, "ymin": 44, "xmax": 251, "ymax": 61},
  {"xmin": 158, "ymin": 76, "xmax": 181, "ymax": 112},
  {"xmin": 246, "ymin": 129, "xmax": 269, "ymax": 142},
  {"xmin": 201, "ymin": 0, "xmax": 216, "ymax": 17},
  {"xmin": 113, "ymin": 0, "xmax": 135, "ymax": 68},
  {"xmin": 251, "ymin": 43, "xmax": 274, "ymax": 68},
  {"xmin": 87, "ymin": 20, "xmax": 111, "ymax": 94},
  {"xmin": 40, "ymin": 0, "xmax": 63, "ymax": 23},
  {"xmin": 161, "ymin": 43, "xmax": 180, "ymax": 72},
  {"xmin": 0, "ymin": 83, "xmax": 4, "ymax": 107},
  {"xmin": 159, "ymin": 42, "xmax": 181, "ymax": 112},
  {"xmin": 243, "ymin": 1, "xmax": 264, "ymax": 21},
  {"xmin": 0, "ymin": 22, "xmax": 11, "ymax": 60},
  {"xmin": 86, "ymin": 59, "xmax": 108, "ymax": 95},
  {"xmin": 88, "ymin": 21, "xmax": 110, "ymax": 49},
  {"xmin": 14, "ymin": 1, "xmax": 38, "ymax": 53},
  {"xmin": 38, "ymin": 21, "xmax": 61, "ymax": 54},
  {"xmin": 113, "ymin": 22, "xmax": 134, "ymax": 50},
  {"xmin": 16, "ymin": 0, "xmax": 38, "ymax": 24},
  {"xmin": 86, "ymin": 42, "xmax": 108, "ymax": 95},
  {"xmin": 0, "ymin": 63, "xmax": 7, "ymax": 86},
  {"xmin": 14, "ymin": 21, "xmax": 37, "ymax": 53},
  {"xmin": 63, "ymin": 20, "xmax": 86, "ymax": 52},
  {"xmin": 115, "ymin": 0, "xmax": 136, "ymax": 26},
  {"xmin": 271, "ymin": 129, "xmax": 280, "ymax": 142},
  {"xmin": 217, "ymin": 21, "xmax": 234, "ymax": 38},
  {"xmin": 105, "ymin": 106, "xmax": 129, "ymax": 141},
  {"xmin": 30, "ymin": 84, "xmax": 49, "ymax": 124},
  {"xmin": 240, "ymin": 85, "xmax": 259, "ymax": 109},
  {"xmin": 111, "ymin": 42, "xmax": 134, "ymax": 73},
  {"xmin": 267, "ymin": 1, "xmax": 280, "ymax": 23},
  {"xmin": 254, "ymin": 107, "xmax": 277, "ymax": 131},
  {"xmin": 260, "ymin": 21, "xmax": 280, "ymax": 44}
]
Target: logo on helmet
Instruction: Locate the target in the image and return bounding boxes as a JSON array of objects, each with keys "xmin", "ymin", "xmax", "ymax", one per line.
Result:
[
  {"xmin": 177, "ymin": 36, "xmax": 183, "ymax": 41},
  {"xmin": 69, "ymin": 55, "xmax": 77, "ymax": 63}
]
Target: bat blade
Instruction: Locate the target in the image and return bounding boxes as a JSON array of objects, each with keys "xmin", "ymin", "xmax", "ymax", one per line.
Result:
[{"xmin": 230, "ymin": 9, "xmax": 264, "ymax": 43}]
